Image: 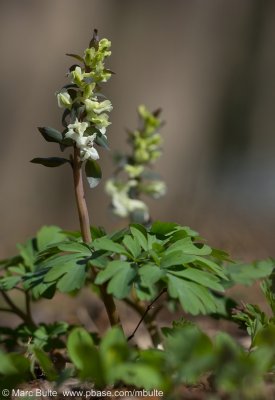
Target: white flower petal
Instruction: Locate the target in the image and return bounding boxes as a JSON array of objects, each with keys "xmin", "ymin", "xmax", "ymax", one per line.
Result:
[
  {"xmin": 80, "ymin": 146, "xmax": 99, "ymax": 161},
  {"xmin": 67, "ymin": 118, "xmax": 89, "ymax": 136}
]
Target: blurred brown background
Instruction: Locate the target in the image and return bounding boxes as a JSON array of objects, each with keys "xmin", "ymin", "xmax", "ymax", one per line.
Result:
[{"xmin": 1, "ymin": 0, "xmax": 275, "ymax": 262}]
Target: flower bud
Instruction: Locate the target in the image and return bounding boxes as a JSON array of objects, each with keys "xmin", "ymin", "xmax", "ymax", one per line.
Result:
[
  {"xmin": 98, "ymin": 38, "xmax": 111, "ymax": 52},
  {"xmin": 141, "ymin": 181, "xmax": 167, "ymax": 199},
  {"xmin": 124, "ymin": 164, "xmax": 144, "ymax": 178},
  {"xmin": 135, "ymin": 148, "xmax": 150, "ymax": 163},
  {"xmin": 83, "ymin": 83, "xmax": 96, "ymax": 99},
  {"xmin": 84, "ymin": 47, "xmax": 96, "ymax": 67},
  {"xmin": 87, "ymin": 112, "xmax": 111, "ymax": 131},
  {"xmin": 71, "ymin": 66, "xmax": 84, "ymax": 86}
]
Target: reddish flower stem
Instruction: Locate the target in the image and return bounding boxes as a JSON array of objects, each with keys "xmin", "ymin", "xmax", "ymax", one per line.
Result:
[{"xmin": 72, "ymin": 146, "xmax": 122, "ymax": 328}]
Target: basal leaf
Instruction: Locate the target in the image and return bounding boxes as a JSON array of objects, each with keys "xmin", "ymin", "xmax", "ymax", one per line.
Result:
[
  {"xmin": 164, "ymin": 325, "xmax": 213, "ymax": 383},
  {"xmin": 93, "ymin": 238, "xmax": 127, "ymax": 255},
  {"xmin": 36, "ymin": 253, "xmax": 85, "ymax": 270},
  {"xmin": 67, "ymin": 328, "xmax": 104, "ymax": 385},
  {"xmin": 33, "ymin": 347, "xmax": 58, "ymax": 381},
  {"xmin": 171, "ymin": 226, "xmax": 199, "ymax": 239},
  {"xmin": 36, "ymin": 225, "xmax": 67, "ymax": 251},
  {"xmin": 0, "ymin": 276, "xmax": 21, "ymax": 290},
  {"xmin": 0, "ymin": 352, "xmax": 30, "ymax": 388},
  {"xmin": 95, "ymin": 261, "xmax": 136, "ymax": 299},
  {"xmin": 58, "ymin": 264, "xmax": 86, "ymax": 292},
  {"xmin": 23, "ymin": 268, "xmax": 56, "ymax": 299},
  {"xmin": 130, "ymin": 225, "xmax": 148, "ymax": 251},
  {"xmin": 122, "ymin": 235, "xmax": 141, "ymax": 259},
  {"xmin": 151, "ymin": 221, "xmax": 178, "ymax": 235},
  {"xmin": 195, "ymin": 256, "xmax": 227, "ymax": 280},
  {"xmin": 0, "ymin": 255, "xmax": 22, "ymax": 270},
  {"xmin": 90, "ymin": 226, "xmax": 106, "ymax": 240},
  {"xmin": 184, "ymin": 281, "xmax": 217, "ymax": 314},
  {"xmin": 211, "ymin": 248, "xmax": 232, "ymax": 262},
  {"xmin": 169, "ymin": 268, "xmax": 224, "ymax": 292},
  {"xmin": 57, "ymin": 242, "xmax": 91, "ymax": 256},
  {"xmin": 44, "ymin": 262, "xmax": 86, "ymax": 293},
  {"xmin": 167, "ymin": 274, "xmax": 217, "ymax": 315},
  {"xmin": 95, "ymin": 261, "xmax": 131, "ymax": 285},
  {"xmin": 166, "ymin": 237, "xmax": 211, "ymax": 256},
  {"xmin": 7, "ymin": 266, "xmax": 25, "ymax": 275},
  {"xmin": 226, "ymin": 260, "xmax": 274, "ymax": 286},
  {"xmin": 17, "ymin": 239, "xmax": 36, "ymax": 270},
  {"xmin": 100, "ymin": 327, "xmax": 130, "ymax": 381},
  {"xmin": 136, "ymin": 264, "xmax": 164, "ymax": 300},
  {"xmin": 108, "ymin": 228, "xmax": 129, "ymax": 242},
  {"xmin": 161, "ymin": 251, "xmax": 196, "ymax": 269},
  {"xmin": 88, "ymin": 252, "xmax": 109, "ymax": 269},
  {"xmin": 114, "ymin": 364, "xmax": 163, "ymax": 391},
  {"xmin": 32, "ymin": 282, "xmax": 56, "ymax": 299},
  {"xmin": 167, "ymin": 275, "xmax": 202, "ymax": 315},
  {"xmin": 107, "ymin": 267, "xmax": 137, "ymax": 299},
  {"xmin": 138, "ymin": 264, "xmax": 164, "ymax": 287}
]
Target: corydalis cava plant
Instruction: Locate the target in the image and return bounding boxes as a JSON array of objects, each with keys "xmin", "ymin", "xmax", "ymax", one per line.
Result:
[
  {"xmin": 1, "ymin": 29, "xmax": 275, "ymax": 398},
  {"xmin": 31, "ymin": 30, "xmax": 121, "ymax": 327},
  {"xmin": 31, "ymin": 29, "xmax": 113, "ymax": 188},
  {"xmin": 106, "ymin": 105, "xmax": 166, "ymax": 223}
]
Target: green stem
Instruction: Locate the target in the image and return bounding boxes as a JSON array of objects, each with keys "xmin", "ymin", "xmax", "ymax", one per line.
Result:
[
  {"xmin": 0, "ymin": 290, "xmax": 35, "ymax": 326},
  {"xmin": 0, "ymin": 308, "xmax": 14, "ymax": 313},
  {"xmin": 126, "ymin": 289, "xmax": 166, "ymax": 347},
  {"xmin": 25, "ymin": 291, "xmax": 35, "ymax": 326},
  {"xmin": 72, "ymin": 146, "xmax": 122, "ymax": 329}
]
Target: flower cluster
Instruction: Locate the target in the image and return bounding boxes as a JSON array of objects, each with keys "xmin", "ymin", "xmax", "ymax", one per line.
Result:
[
  {"xmin": 105, "ymin": 180, "xmax": 149, "ymax": 220},
  {"xmin": 132, "ymin": 105, "xmax": 163, "ymax": 164},
  {"xmin": 56, "ymin": 32, "xmax": 113, "ymax": 162},
  {"xmin": 105, "ymin": 106, "xmax": 166, "ymax": 223}
]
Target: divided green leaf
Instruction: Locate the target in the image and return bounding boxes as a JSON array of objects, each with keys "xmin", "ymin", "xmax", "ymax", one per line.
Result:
[
  {"xmin": 95, "ymin": 261, "xmax": 136, "ymax": 299},
  {"xmin": 67, "ymin": 328, "xmax": 104, "ymax": 385}
]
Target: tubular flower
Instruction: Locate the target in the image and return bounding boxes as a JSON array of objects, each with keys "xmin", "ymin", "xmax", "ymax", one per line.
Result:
[
  {"xmin": 65, "ymin": 118, "xmax": 99, "ymax": 161},
  {"xmin": 87, "ymin": 113, "xmax": 111, "ymax": 135},
  {"xmin": 79, "ymin": 144, "xmax": 99, "ymax": 161},
  {"xmin": 85, "ymin": 98, "xmax": 113, "ymax": 114}
]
